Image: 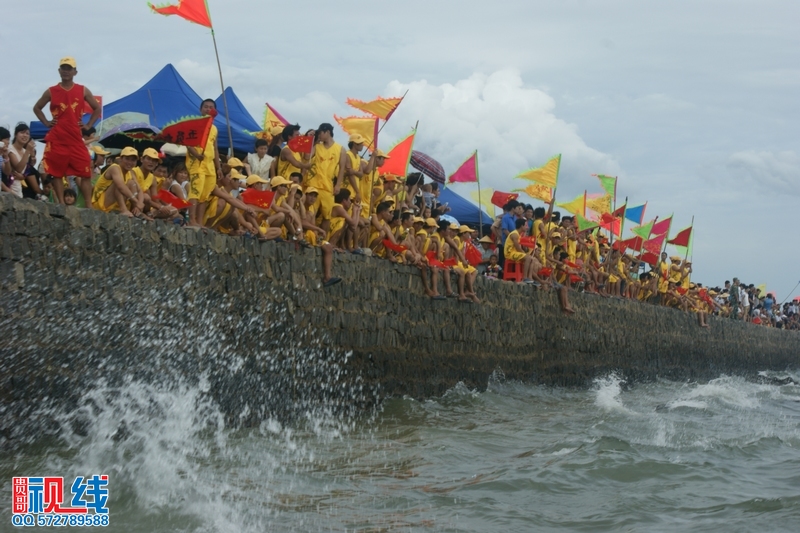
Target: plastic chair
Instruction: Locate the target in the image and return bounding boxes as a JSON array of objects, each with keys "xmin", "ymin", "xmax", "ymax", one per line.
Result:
[{"xmin": 503, "ymin": 260, "xmax": 524, "ymax": 282}]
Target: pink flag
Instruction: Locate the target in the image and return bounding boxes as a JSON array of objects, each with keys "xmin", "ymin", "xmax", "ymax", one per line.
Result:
[
  {"xmin": 447, "ymin": 152, "xmax": 478, "ymax": 183},
  {"xmin": 651, "ymin": 216, "xmax": 672, "ymax": 236},
  {"xmin": 643, "ymin": 233, "xmax": 666, "ymax": 254}
]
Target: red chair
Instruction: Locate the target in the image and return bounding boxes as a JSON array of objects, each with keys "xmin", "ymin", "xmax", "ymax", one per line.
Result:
[{"xmin": 503, "ymin": 260, "xmax": 524, "ymax": 282}]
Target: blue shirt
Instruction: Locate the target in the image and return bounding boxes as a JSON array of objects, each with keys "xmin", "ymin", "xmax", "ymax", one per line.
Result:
[
  {"xmin": 501, "ymin": 213, "xmax": 517, "ymax": 245},
  {"xmin": 764, "ymin": 296, "xmax": 774, "ymax": 311}
]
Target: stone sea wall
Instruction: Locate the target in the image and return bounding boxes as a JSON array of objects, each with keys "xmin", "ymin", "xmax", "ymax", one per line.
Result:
[{"xmin": 1, "ymin": 194, "xmax": 798, "ymax": 441}]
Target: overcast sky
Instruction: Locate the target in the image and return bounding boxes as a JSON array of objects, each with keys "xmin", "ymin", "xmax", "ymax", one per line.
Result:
[{"xmin": 2, "ymin": 0, "xmax": 799, "ymax": 298}]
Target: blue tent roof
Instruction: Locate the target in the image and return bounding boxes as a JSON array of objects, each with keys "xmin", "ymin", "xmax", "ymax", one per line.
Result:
[
  {"xmin": 31, "ymin": 64, "xmax": 260, "ymax": 154},
  {"xmin": 439, "ymin": 188, "xmax": 493, "ymax": 227},
  {"xmin": 214, "ymin": 87, "xmax": 261, "ymax": 154}
]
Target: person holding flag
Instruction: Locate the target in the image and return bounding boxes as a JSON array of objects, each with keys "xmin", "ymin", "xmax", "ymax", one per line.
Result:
[
  {"xmin": 184, "ymin": 99, "xmax": 222, "ymax": 227},
  {"xmin": 278, "ymin": 125, "xmax": 312, "ymax": 180},
  {"xmin": 33, "ymin": 56, "xmax": 101, "ymax": 206}
]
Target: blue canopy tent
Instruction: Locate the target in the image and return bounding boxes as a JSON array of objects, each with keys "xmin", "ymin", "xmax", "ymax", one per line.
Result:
[
  {"xmin": 30, "ymin": 64, "xmax": 260, "ymax": 154},
  {"xmin": 439, "ymin": 188, "xmax": 494, "ymax": 230},
  {"xmin": 214, "ymin": 87, "xmax": 262, "ymax": 155}
]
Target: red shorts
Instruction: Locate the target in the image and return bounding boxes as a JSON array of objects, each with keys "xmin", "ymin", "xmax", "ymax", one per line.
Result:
[{"xmin": 42, "ymin": 141, "xmax": 92, "ymax": 179}]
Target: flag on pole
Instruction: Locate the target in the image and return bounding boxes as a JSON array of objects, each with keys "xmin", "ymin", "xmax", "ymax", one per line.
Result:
[
  {"xmin": 515, "ymin": 154, "xmax": 561, "ymax": 188},
  {"xmin": 514, "ymin": 184, "xmax": 552, "ymax": 203},
  {"xmin": 576, "ymin": 213, "xmax": 599, "ymax": 232},
  {"xmin": 263, "ymin": 103, "xmax": 289, "ymax": 131},
  {"xmin": 148, "ymin": 0, "xmax": 213, "ymax": 27},
  {"xmin": 651, "ymin": 215, "xmax": 672, "ymax": 236},
  {"xmin": 625, "ymin": 203, "xmax": 646, "ymax": 225},
  {"xmin": 643, "ymin": 233, "xmax": 667, "ymax": 254},
  {"xmin": 631, "ymin": 218, "xmax": 655, "ymax": 240},
  {"xmin": 447, "ymin": 151, "xmax": 478, "ymax": 183},
  {"xmin": 334, "ymin": 115, "xmax": 379, "ymax": 151},
  {"xmin": 667, "ymin": 225, "xmax": 692, "ymax": 247},
  {"xmin": 346, "ymin": 96, "xmax": 404, "ymax": 120},
  {"xmin": 379, "ymin": 130, "xmax": 415, "ymax": 177},
  {"xmin": 470, "ymin": 189, "xmax": 497, "ymax": 216},
  {"xmin": 158, "ymin": 115, "xmax": 214, "ymax": 148},
  {"xmin": 586, "ymin": 194, "xmax": 612, "ymax": 216},
  {"xmin": 557, "ymin": 193, "xmax": 586, "ymax": 216},
  {"xmin": 595, "ymin": 174, "xmax": 617, "ymax": 198}
]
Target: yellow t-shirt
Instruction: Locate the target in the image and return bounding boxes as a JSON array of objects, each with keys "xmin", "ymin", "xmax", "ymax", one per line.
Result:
[
  {"xmin": 132, "ymin": 167, "xmax": 154, "ymax": 193},
  {"xmin": 344, "ymin": 151, "xmax": 362, "ymax": 196},
  {"xmin": 185, "ymin": 124, "xmax": 218, "ymax": 175},
  {"xmin": 92, "ymin": 164, "xmax": 131, "ymax": 205},
  {"xmin": 504, "ymin": 230, "xmax": 519, "ymax": 258},
  {"xmin": 278, "ymin": 144, "xmax": 302, "ymax": 180},
  {"xmin": 307, "ymin": 142, "xmax": 342, "ymax": 193}
]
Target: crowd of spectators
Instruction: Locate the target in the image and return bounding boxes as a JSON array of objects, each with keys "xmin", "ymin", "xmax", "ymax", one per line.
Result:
[{"xmin": 1, "ymin": 57, "xmax": 797, "ymax": 325}]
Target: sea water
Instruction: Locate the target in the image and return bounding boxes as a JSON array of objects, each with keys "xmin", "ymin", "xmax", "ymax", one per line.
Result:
[{"xmin": 2, "ymin": 371, "xmax": 799, "ymax": 532}]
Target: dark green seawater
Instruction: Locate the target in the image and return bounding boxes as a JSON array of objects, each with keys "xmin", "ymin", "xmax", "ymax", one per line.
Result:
[{"xmin": 3, "ymin": 372, "xmax": 800, "ymax": 532}]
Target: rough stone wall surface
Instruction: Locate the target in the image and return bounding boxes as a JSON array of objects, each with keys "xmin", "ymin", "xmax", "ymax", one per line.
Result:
[{"xmin": 1, "ymin": 194, "xmax": 798, "ymax": 439}]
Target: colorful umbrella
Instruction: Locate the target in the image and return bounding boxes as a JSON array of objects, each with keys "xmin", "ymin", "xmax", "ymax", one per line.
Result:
[
  {"xmin": 410, "ymin": 150, "xmax": 445, "ymax": 184},
  {"xmin": 98, "ymin": 122, "xmax": 162, "ymax": 151}
]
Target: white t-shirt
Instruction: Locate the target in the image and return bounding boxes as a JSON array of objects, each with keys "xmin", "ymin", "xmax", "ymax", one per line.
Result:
[
  {"xmin": 246, "ymin": 153, "xmax": 273, "ymax": 180},
  {"xmin": 7, "ymin": 145, "xmax": 24, "ymax": 198},
  {"xmin": 740, "ymin": 289, "xmax": 749, "ymax": 307}
]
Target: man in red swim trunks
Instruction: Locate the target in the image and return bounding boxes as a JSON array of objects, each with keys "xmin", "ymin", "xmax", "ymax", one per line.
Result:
[{"xmin": 33, "ymin": 56, "xmax": 101, "ymax": 205}]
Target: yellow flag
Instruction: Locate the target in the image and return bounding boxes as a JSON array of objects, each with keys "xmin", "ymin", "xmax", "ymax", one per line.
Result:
[
  {"xmin": 516, "ymin": 184, "xmax": 552, "ymax": 203},
  {"xmin": 756, "ymin": 284, "xmax": 767, "ymax": 297},
  {"xmin": 557, "ymin": 193, "xmax": 585, "ymax": 216},
  {"xmin": 346, "ymin": 96, "xmax": 404, "ymax": 120},
  {"xmin": 334, "ymin": 115, "xmax": 379, "ymax": 150},
  {"xmin": 470, "ymin": 188, "xmax": 496, "ymax": 217},
  {"xmin": 586, "ymin": 194, "xmax": 612, "ymax": 215},
  {"xmin": 515, "ymin": 154, "xmax": 561, "ymax": 188},
  {"xmin": 263, "ymin": 103, "xmax": 289, "ymax": 130}
]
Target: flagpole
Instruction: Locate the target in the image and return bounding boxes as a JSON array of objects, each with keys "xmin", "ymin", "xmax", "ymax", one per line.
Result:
[
  {"xmin": 475, "ymin": 150, "xmax": 483, "ymax": 238},
  {"xmin": 684, "ymin": 215, "xmax": 694, "ymax": 262},
  {"xmin": 210, "ymin": 28, "xmax": 235, "ymax": 156}
]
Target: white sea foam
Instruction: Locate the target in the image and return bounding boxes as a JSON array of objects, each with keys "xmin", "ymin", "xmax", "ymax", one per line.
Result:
[{"xmin": 593, "ymin": 373, "xmax": 632, "ymax": 414}]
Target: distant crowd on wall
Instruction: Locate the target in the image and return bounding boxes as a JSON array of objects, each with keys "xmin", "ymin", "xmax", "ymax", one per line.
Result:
[{"xmin": 1, "ymin": 56, "xmax": 797, "ymax": 328}]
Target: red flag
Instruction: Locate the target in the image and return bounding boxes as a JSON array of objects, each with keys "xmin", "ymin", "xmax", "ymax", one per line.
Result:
[
  {"xmin": 148, "ymin": 0, "xmax": 213, "ymax": 28},
  {"xmin": 618, "ymin": 236, "xmax": 643, "ymax": 251},
  {"xmin": 612, "ymin": 204, "xmax": 626, "ymax": 218},
  {"xmin": 447, "ymin": 152, "xmax": 478, "ymax": 183},
  {"xmin": 443, "ymin": 257, "xmax": 459, "ymax": 267},
  {"xmin": 612, "ymin": 240, "xmax": 627, "ymax": 252},
  {"xmin": 569, "ymin": 274, "xmax": 583, "ymax": 284},
  {"xmin": 160, "ymin": 115, "xmax": 213, "ymax": 148},
  {"xmin": 600, "ymin": 217, "xmax": 621, "ymax": 237},
  {"xmin": 425, "ymin": 251, "xmax": 447, "ymax": 269},
  {"xmin": 643, "ymin": 233, "xmax": 666, "ymax": 254},
  {"xmin": 156, "ymin": 189, "xmax": 191, "ymax": 209},
  {"xmin": 240, "ymin": 188, "xmax": 275, "ymax": 209},
  {"xmin": 538, "ymin": 267, "xmax": 553, "ymax": 278},
  {"xmin": 465, "ymin": 242, "xmax": 482, "ymax": 266},
  {"xmin": 667, "ymin": 226, "xmax": 692, "ymax": 247},
  {"xmin": 287, "ymin": 134, "xmax": 314, "ymax": 154},
  {"xmin": 82, "ymin": 95, "xmax": 102, "ymax": 116},
  {"xmin": 519, "ymin": 236, "xmax": 537, "ymax": 249},
  {"xmin": 640, "ymin": 252, "xmax": 659, "ymax": 266},
  {"xmin": 651, "ymin": 216, "xmax": 672, "ymax": 236},
  {"xmin": 491, "ymin": 190, "xmax": 518, "ymax": 208},
  {"xmin": 382, "ymin": 239, "xmax": 407, "ymax": 253}
]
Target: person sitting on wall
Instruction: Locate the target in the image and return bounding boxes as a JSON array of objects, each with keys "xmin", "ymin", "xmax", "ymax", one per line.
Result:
[{"xmin": 90, "ymin": 146, "xmax": 146, "ymax": 217}]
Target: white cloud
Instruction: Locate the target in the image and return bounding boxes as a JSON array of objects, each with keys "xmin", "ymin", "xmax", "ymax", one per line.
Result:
[
  {"xmin": 376, "ymin": 69, "xmax": 619, "ymax": 198},
  {"xmin": 726, "ymin": 150, "xmax": 800, "ymax": 196}
]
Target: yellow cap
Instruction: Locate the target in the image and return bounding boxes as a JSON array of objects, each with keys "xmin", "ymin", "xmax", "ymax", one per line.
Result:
[
  {"xmin": 141, "ymin": 147, "xmax": 160, "ymax": 160},
  {"xmin": 383, "ymin": 174, "xmax": 398, "ymax": 182},
  {"xmin": 448, "ymin": 223, "xmax": 460, "ymax": 230},
  {"xmin": 229, "ymin": 169, "xmax": 245, "ymax": 180},
  {"xmin": 413, "ymin": 216, "xmax": 424, "ymax": 223},
  {"xmin": 90, "ymin": 145, "xmax": 110, "ymax": 156},
  {"xmin": 119, "ymin": 147, "xmax": 138, "ymax": 157},
  {"xmin": 245, "ymin": 174, "xmax": 268, "ymax": 186},
  {"xmin": 550, "ymin": 232, "xmax": 562, "ymax": 238},
  {"xmin": 425, "ymin": 217, "xmax": 437, "ymax": 227},
  {"xmin": 270, "ymin": 176, "xmax": 292, "ymax": 188},
  {"xmin": 59, "ymin": 57, "xmax": 77, "ymax": 69},
  {"xmin": 227, "ymin": 157, "xmax": 244, "ymax": 168},
  {"xmin": 670, "ymin": 256, "xmax": 682, "ymax": 262},
  {"xmin": 374, "ymin": 149, "xmax": 390, "ymax": 159},
  {"xmin": 348, "ymin": 133, "xmax": 367, "ymax": 144},
  {"xmin": 458, "ymin": 225, "xmax": 474, "ymax": 233},
  {"xmin": 305, "ymin": 186, "xmax": 320, "ymax": 195}
]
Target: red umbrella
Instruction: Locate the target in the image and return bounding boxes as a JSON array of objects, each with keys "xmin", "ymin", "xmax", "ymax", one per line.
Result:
[{"xmin": 410, "ymin": 150, "xmax": 445, "ymax": 184}]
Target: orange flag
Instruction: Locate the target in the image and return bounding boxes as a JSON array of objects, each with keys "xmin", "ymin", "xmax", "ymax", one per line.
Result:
[
  {"xmin": 148, "ymin": 0, "xmax": 212, "ymax": 28},
  {"xmin": 159, "ymin": 115, "xmax": 213, "ymax": 148},
  {"xmin": 379, "ymin": 130, "xmax": 415, "ymax": 177},
  {"xmin": 346, "ymin": 96, "xmax": 404, "ymax": 120}
]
